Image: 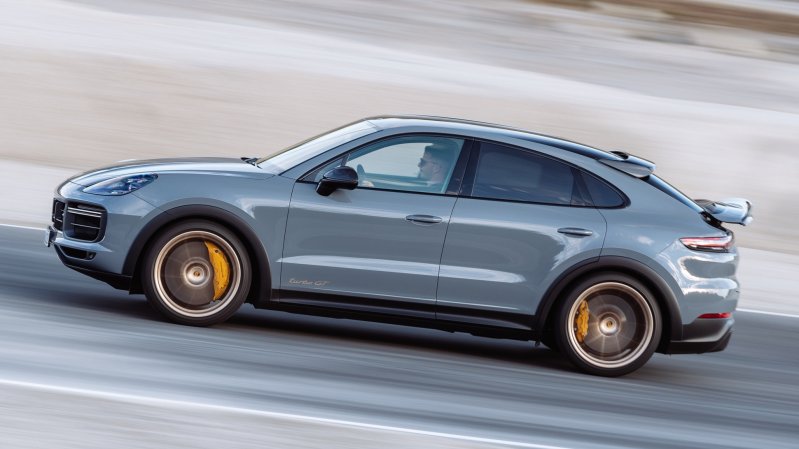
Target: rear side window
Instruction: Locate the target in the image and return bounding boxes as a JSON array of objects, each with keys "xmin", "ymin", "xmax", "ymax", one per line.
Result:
[
  {"xmin": 471, "ymin": 142, "xmax": 574, "ymax": 205},
  {"xmin": 581, "ymin": 172, "xmax": 625, "ymax": 208}
]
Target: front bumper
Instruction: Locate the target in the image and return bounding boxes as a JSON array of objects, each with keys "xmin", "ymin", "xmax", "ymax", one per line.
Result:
[
  {"xmin": 51, "ymin": 239, "xmax": 133, "ymax": 290},
  {"xmin": 48, "ymin": 182, "xmax": 158, "ymax": 286}
]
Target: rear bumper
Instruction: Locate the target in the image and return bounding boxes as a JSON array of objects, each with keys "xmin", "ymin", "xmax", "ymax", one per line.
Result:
[{"xmin": 664, "ymin": 316, "xmax": 734, "ymax": 354}]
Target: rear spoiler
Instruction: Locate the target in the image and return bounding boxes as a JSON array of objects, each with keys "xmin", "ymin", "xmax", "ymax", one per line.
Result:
[
  {"xmin": 599, "ymin": 151, "xmax": 655, "ymax": 178},
  {"xmin": 600, "ymin": 151, "xmax": 753, "ymax": 226},
  {"xmin": 695, "ymin": 198, "xmax": 753, "ymax": 226}
]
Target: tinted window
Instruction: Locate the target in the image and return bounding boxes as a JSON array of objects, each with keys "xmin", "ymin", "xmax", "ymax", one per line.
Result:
[
  {"xmin": 472, "ymin": 143, "xmax": 573, "ymax": 205},
  {"xmin": 581, "ymin": 172, "xmax": 625, "ymax": 208}
]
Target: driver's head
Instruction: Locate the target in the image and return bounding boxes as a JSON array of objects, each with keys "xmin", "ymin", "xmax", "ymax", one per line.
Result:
[{"xmin": 419, "ymin": 140, "xmax": 458, "ymax": 182}]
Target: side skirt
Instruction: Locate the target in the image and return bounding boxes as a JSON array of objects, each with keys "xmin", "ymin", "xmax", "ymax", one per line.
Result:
[{"xmin": 270, "ymin": 289, "xmax": 534, "ymax": 341}]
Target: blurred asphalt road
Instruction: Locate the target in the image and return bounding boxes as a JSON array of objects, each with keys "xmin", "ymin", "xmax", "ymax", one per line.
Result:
[{"xmin": 1, "ymin": 226, "xmax": 797, "ymax": 448}]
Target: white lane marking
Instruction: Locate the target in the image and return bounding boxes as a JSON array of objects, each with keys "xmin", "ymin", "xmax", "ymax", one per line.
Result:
[
  {"xmin": 2, "ymin": 222, "xmax": 798, "ymax": 321},
  {"xmin": 0, "ymin": 378, "xmax": 573, "ymax": 449},
  {"xmin": 0, "ymin": 223, "xmax": 44, "ymax": 231},
  {"xmin": 737, "ymin": 308, "xmax": 799, "ymax": 319}
]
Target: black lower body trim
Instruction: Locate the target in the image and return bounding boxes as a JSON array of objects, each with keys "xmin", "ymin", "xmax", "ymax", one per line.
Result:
[
  {"xmin": 275, "ymin": 289, "xmax": 534, "ymax": 341},
  {"xmin": 666, "ymin": 330, "xmax": 732, "ymax": 354},
  {"xmin": 663, "ymin": 317, "xmax": 734, "ymax": 354},
  {"xmin": 64, "ymin": 264, "xmax": 132, "ymax": 290},
  {"xmin": 54, "ymin": 245, "xmax": 132, "ymax": 290}
]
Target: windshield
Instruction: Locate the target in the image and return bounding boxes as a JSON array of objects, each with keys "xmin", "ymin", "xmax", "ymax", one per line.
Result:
[{"xmin": 257, "ymin": 120, "xmax": 379, "ymax": 172}]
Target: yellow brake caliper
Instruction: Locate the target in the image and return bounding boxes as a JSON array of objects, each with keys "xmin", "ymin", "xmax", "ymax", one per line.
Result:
[
  {"xmin": 204, "ymin": 241, "xmax": 230, "ymax": 301},
  {"xmin": 575, "ymin": 300, "xmax": 590, "ymax": 343}
]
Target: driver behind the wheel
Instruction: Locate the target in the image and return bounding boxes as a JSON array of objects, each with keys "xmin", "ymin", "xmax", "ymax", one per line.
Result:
[{"xmin": 417, "ymin": 141, "xmax": 458, "ymax": 191}]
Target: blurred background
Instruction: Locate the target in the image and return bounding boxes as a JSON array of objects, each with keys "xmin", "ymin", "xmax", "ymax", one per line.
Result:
[
  {"xmin": 2, "ymin": 2, "xmax": 799, "ymax": 448},
  {"xmin": 2, "ymin": 0, "xmax": 798, "ymax": 253}
]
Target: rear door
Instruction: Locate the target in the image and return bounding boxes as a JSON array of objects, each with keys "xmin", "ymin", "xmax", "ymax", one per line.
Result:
[
  {"xmin": 280, "ymin": 135, "xmax": 472, "ymax": 317},
  {"xmin": 436, "ymin": 141, "xmax": 607, "ymax": 329}
]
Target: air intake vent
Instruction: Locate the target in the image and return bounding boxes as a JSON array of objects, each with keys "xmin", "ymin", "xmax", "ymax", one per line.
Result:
[
  {"xmin": 64, "ymin": 202, "xmax": 106, "ymax": 242},
  {"xmin": 52, "ymin": 200, "xmax": 66, "ymax": 231}
]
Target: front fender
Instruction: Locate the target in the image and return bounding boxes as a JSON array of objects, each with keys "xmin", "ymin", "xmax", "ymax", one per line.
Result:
[{"xmin": 123, "ymin": 204, "xmax": 273, "ymax": 306}]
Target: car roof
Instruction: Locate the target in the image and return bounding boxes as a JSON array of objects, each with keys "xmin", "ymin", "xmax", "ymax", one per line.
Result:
[{"xmin": 364, "ymin": 115, "xmax": 622, "ymax": 161}]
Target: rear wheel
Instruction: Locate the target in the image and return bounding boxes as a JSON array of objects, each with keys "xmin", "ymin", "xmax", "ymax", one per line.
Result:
[
  {"xmin": 554, "ymin": 273, "xmax": 661, "ymax": 376},
  {"xmin": 142, "ymin": 220, "xmax": 251, "ymax": 326}
]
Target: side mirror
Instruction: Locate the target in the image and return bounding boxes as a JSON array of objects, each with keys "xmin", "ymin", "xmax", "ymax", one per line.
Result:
[{"xmin": 316, "ymin": 166, "xmax": 358, "ymax": 196}]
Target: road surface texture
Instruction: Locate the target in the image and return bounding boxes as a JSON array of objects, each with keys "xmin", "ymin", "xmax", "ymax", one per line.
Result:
[{"xmin": 1, "ymin": 226, "xmax": 796, "ymax": 448}]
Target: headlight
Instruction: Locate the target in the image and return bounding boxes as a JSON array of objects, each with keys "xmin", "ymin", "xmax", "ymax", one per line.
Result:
[{"xmin": 82, "ymin": 174, "xmax": 158, "ymax": 196}]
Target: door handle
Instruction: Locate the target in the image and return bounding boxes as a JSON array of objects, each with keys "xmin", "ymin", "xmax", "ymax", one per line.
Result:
[
  {"xmin": 406, "ymin": 214, "xmax": 443, "ymax": 225},
  {"xmin": 558, "ymin": 227, "xmax": 593, "ymax": 237}
]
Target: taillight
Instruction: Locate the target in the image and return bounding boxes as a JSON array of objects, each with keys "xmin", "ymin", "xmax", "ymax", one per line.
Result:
[
  {"xmin": 680, "ymin": 234, "xmax": 733, "ymax": 252},
  {"xmin": 699, "ymin": 312, "xmax": 732, "ymax": 319}
]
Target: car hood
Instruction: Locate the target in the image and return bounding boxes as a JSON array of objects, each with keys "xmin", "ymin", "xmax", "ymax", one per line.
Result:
[{"xmin": 68, "ymin": 157, "xmax": 273, "ymax": 186}]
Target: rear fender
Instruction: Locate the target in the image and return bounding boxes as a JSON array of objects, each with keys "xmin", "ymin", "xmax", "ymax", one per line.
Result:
[{"xmin": 534, "ymin": 256, "xmax": 683, "ymax": 348}]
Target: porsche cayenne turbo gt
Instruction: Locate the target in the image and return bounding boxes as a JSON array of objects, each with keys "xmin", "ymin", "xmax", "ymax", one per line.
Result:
[{"xmin": 46, "ymin": 116, "xmax": 752, "ymax": 376}]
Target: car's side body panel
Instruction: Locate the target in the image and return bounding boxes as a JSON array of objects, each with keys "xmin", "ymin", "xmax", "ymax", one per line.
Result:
[
  {"xmin": 280, "ymin": 182, "xmax": 457, "ymax": 314},
  {"xmin": 436, "ymin": 198, "xmax": 607, "ymax": 328}
]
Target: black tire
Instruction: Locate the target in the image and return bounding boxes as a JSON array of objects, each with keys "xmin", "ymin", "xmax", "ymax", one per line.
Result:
[
  {"xmin": 554, "ymin": 272, "xmax": 662, "ymax": 377},
  {"xmin": 142, "ymin": 220, "xmax": 251, "ymax": 326}
]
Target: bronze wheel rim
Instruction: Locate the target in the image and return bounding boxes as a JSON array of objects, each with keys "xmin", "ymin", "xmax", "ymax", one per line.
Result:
[
  {"xmin": 566, "ymin": 282, "xmax": 654, "ymax": 369},
  {"xmin": 152, "ymin": 231, "xmax": 241, "ymax": 318}
]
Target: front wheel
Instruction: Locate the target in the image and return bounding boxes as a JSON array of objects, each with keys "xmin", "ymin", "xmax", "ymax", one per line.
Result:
[
  {"xmin": 554, "ymin": 273, "xmax": 662, "ymax": 377},
  {"xmin": 142, "ymin": 220, "xmax": 251, "ymax": 326}
]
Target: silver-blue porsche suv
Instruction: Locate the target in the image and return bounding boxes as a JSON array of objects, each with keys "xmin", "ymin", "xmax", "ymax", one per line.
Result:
[{"xmin": 46, "ymin": 116, "xmax": 752, "ymax": 376}]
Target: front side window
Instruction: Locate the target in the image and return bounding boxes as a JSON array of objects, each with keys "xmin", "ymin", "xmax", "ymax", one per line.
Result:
[
  {"xmin": 343, "ymin": 136, "xmax": 464, "ymax": 194},
  {"xmin": 471, "ymin": 142, "xmax": 574, "ymax": 205}
]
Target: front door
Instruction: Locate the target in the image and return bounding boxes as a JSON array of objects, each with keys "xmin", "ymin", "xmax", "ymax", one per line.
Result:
[{"xmin": 280, "ymin": 135, "xmax": 469, "ymax": 317}]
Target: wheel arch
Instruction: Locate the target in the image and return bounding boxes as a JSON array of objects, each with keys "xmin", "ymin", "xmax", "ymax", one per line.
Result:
[
  {"xmin": 534, "ymin": 256, "xmax": 682, "ymax": 352},
  {"xmin": 124, "ymin": 205, "xmax": 272, "ymax": 305}
]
